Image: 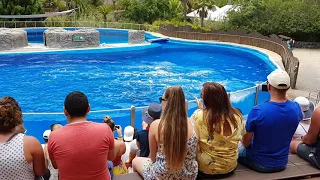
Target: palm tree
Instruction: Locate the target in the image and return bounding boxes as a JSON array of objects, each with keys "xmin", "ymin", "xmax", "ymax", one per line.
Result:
[
  {"xmin": 193, "ymin": 0, "xmax": 216, "ymax": 27},
  {"xmin": 98, "ymin": 5, "xmax": 113, "ymax": 22},
  {"xmin": 168, "ymin": 0, "xmax": 183, "ymax": 19}
]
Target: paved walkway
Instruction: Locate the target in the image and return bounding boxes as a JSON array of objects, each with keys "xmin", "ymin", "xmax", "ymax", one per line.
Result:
[{"xmin": 287, "ymin": 48, "xmax": 320, "ymax": 103}]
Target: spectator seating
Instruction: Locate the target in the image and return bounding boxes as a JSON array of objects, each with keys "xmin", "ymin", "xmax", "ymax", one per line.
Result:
[{"xmin": 114, "ymin": 154, "xmax": 320, "ymax": 180}]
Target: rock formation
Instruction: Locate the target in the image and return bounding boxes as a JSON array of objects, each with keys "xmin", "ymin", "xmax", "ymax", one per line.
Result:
[
  {"xmin": 0, "ymin": 28, "xmax": 28, "ymax": 51},
  {"xmin": 44, "ymin": 28, "xmax": 100, "ymax": 48}
]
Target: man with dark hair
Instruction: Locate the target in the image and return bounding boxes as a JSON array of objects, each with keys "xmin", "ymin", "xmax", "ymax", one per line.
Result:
[
  {"xmin": 48, "ymin": 91, "xmax": 116, "ymax": 180},
  {"xmin": 239, "ymin": 70, "xmax": 303, "ymax": 173}
]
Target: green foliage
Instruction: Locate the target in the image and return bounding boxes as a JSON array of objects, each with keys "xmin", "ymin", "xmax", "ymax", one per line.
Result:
[
  {"xmin": 223, "ymin": 0, "xmax": 320, "ymax": 41},
  {"xmin": 123, "ymin": 0, "xmax": 183, "ymax": 24},
  {"xmin": 98, "ymin": 5, "xmax": 113, "ymax": 22},
  {"xmin": 0, "ymin": 0, "xmax": 44, "ymax": 15}
]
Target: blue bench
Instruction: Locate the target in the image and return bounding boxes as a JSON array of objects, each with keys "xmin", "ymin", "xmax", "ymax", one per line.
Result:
[{"xmin": 114, "ymin": 155, "xmax": 320, "ymax": 180}]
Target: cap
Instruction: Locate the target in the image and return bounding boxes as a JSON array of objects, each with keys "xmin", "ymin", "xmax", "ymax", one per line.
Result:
[
  {"xmin": 294, "ymin": 96, "xmax": 315, "ymax": 121},
  {"xmin": 267, "ymin": 69, "xmax": 290, "ymax": 90},
  {"xmin": 43, "ymin": 130, "xmax": 51, "ymax": 139},
  {"xmin": 142, "ymin": 102, "xmax": 162, "ymax": 125},
  {"xmin": 124, "ymin": 126, "xmax": 134, "ymax": 141}
]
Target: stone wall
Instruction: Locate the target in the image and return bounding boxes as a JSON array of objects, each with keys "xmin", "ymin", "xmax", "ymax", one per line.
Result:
[
  {"xmin": 44, "ymin": 28, "xmax": 100, "ymax": 49},
  {"xmin": 0, "ymin": 28, "xmax": 28, "ymax": 51},
  {"xmin": 128, "ymin": 30, "xmax": 145, "ymax": 44}
]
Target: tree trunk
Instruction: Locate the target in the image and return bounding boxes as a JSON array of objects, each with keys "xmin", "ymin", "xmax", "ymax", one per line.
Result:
[
  {"xmin": 201, "ymin": 16, "xmax": 204, "ymax": 27},
  {"xmin": 183, "ymin": 0, "xmax": 187, "ymax": 21}
]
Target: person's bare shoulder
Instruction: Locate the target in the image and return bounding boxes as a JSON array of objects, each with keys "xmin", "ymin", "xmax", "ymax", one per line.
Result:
[{"xmin": 24, "ymin": 135, "xmax": 42, "ymax": 150}]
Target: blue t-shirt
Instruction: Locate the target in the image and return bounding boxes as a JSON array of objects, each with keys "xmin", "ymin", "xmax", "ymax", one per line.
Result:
[
  {"xmin": 137, "ymin": 130, "xmax": 149, "ymax": 157},
  {"xmin": 246, "ymin": 100, "xmax": 302, "ymax": 167}
]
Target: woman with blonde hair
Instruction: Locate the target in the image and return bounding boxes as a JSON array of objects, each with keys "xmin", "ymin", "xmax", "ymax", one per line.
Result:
[
  {"xmin": 191, "ymin": 82, "xmax": 245, "ymax": 179},
  {"xmin": 132, "ymin": 86, "xmax": 198, "ymax": 179}
]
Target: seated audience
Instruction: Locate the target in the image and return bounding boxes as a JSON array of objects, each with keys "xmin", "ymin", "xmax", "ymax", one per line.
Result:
[
  {"xmin": 48, "ymin": 91, "xmax": 117, "ymax": 180},
  {"xmin": 239, "ymin": 70, "xmax": 302, "ymax": 173},
  {"xmin": 137, "ymin": 102, "xmax": 162, "ymax": 157},
  {"xmin": 132, "ymin": 86, "xmax": 198, "ymax": 179},
  {"xmin": 43, "ymin": 123, "xmax": 63, "ymax": 180},
  {"xmin": 103, "ymin": 116, "xmax": 128, "ymax": 175},
  {"xmin": 0, "ymin": 96, "xmax": 46, "ymax": 179},
  {"xmin": 292, "ymin": 97, "xmax": 315, "ymax": 140},
  {"xmin": 290, "ymin": 108, "xmax": 320, "ymax": 169},
  {"xmin": 191, "ymin": 82, "xmax": 244, "ymax": 179}
]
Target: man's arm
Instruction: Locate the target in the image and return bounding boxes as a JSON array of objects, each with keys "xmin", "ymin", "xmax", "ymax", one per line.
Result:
[
  {"xmin": 241, "ymin": 108, "xmax": 260, "ymax": 148},
  {"xmin": 47, "ymin": 135, "xmax": 58, "ymax": 169},
  {"xmin": 302, "ymin": 108, "xmax": 320, "ymax": 145},
  {"xmin": 242, "ymin": 132, "xmax": 254, "ymax": 148}
]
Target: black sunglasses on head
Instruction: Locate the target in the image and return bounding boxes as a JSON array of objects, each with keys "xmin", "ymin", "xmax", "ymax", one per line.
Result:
[{"xmin": 159, "ymin": 97, "xmax": 167, "ymax": 103}]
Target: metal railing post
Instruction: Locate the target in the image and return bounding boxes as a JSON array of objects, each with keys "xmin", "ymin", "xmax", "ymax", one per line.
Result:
[
  {"xmin": 254, "ymin": 85, "xmax": 260, "ymax": 106},
  {"xmin": 130, "ymin": 106, "xmax": 136, "ymax": 127}
]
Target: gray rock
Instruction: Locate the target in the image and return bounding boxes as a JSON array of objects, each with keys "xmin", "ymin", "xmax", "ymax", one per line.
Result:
[
  {"xmin": 128, "ymin": 30, "xmax": 145, "ymax": 44},
  {"xmin": 0, "ymin": 28, "xmax": 28, "ymax": 51},
  {"xmin": 44, "ymin": 28, "xmax": 100, "ymax": 49}
]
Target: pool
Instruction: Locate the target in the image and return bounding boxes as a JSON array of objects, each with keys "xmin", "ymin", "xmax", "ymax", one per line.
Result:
[{"xmin": 0, "ymin": 28, "xmax": 276, "ymax": 143}]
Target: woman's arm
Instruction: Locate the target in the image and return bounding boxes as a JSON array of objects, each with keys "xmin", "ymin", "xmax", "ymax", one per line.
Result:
[
  {"xmin": 25, "ymin": 136, "xmax": 46, "ymax": 176},
  {"xmin": 302, "ymin": 108, "xmax": 320, "ymax": 145},
  {"xmin": 149, "ymin": 120, "xmax": 160, "ymax": 163}
]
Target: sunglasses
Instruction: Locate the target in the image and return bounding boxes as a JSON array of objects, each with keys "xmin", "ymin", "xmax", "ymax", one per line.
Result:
[{"xmin": 159, "ymin": 97, "xmax": 167, "ymax": 103}]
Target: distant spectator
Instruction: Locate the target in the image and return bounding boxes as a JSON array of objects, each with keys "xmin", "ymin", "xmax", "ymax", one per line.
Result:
[
  {"xmin": 103, "ymin": 116, "xmax": 128, "ymax": 175},
  {"xmin": 122, "ymin": 126, "xmax": 139, "ymax": 164},
  {"xmin": 50, "ymin": 123, "xmax": 63, "ymax": 132},
  {"xmin": 48, "ymin": 91, "xmax": 116, "ymax": 180},
  {"xmin": 287, "ymin": 38, "xmax": 295, "ymax": 50},
  {"xmin": 137, "ymin": 102, "xmax": 162, "ymax": 157},
  {"xmin": 290, "ymin": 108, "xmax": 320, "ymax": 169},
  {"xmin": 239, "ymin": 70, "xmax": 302, "ymax": 173},
  {"xmin": 0, "ymin": 96, "xmax": 46, "ymax": 179},
  {"xmin": 292, "ymin": 97, "xmax": 315, "ymax": 140},
  {"xmin": 44, "ymin": 123, "xmax": 63, "ymax": 180},
  {"xmin": 191, "ymin": 82, "xmax": 245, "ymax": 179},
  {"xmin": 132, "ymin": 86, "xmax": 198, "ymax": 179}
]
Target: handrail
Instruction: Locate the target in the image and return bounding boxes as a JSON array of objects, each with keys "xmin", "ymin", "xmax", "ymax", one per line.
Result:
[
  {"xmin": 22, "ymin": 84, "xmax": 261, "ymax": 116},
  {"xmin": 0, "ymin": 21, "xmax": 160, "ymax": 32}
]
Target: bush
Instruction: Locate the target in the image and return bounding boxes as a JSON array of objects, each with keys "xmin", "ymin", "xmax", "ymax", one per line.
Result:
[{"xmin": 222, "ymin": 0, "xmax": 320, "ymax": 42}]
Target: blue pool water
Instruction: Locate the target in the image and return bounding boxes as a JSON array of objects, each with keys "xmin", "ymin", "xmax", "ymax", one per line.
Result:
[{"xmin": 0, "ymin": 29, "xmax": 276, "ymax": 142}]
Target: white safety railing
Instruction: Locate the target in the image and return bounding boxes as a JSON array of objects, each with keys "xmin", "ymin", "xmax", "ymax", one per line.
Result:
[
  {"xmin": 0, "ymin": 21, "xmax": 160, "ymax": 32},
  {"xmin": 21, "ymin": 84, "xmax": 265, "ymax": 127}
]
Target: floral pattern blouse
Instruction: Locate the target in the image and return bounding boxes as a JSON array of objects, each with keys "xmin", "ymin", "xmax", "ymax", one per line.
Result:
[{"xmin": 191, "ymin": 109, "xmax": 245, "ymax": 175}]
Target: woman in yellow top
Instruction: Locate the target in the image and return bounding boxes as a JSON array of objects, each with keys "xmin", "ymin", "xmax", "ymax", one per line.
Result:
[{"xmin": 191, "ymin": 82, "xmax": 245, "ymax": 179}]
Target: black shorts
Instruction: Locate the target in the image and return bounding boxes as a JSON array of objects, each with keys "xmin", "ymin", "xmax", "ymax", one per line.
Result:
[{"xmin": 297, "ymin": 142, "xmax": 320, "ymax": 169}]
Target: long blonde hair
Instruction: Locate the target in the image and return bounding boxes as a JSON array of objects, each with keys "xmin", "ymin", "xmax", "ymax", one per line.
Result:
[{"xmin": 158, "ymin": 86, "xmax": 188, "ymax": 171}]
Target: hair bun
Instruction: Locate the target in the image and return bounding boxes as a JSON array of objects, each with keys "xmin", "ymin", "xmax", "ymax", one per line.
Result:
[{"xmin": 103, "ymin": 116, "xmax": 112, "ymax": 123}]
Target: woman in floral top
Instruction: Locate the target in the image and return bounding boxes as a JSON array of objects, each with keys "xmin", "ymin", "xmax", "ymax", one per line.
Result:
[
  {"xmin": 191, "ymin": 82, "xmax": 245, "ymax": 179},
  {"xmin": 132, "ymin": 86, "xmax": 198, "ymax": 180}
]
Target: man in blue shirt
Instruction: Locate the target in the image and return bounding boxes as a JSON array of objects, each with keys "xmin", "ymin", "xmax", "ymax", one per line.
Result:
[{"xmin": 239, "ymin": 69, "xmax": 303, "ymax": 173}]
